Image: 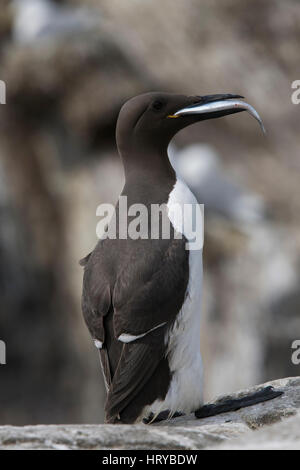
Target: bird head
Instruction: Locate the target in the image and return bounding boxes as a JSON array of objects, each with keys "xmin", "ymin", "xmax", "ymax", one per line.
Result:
[{"xmin": 116, "ymin": 92, "xmax": 265, "ymax": 171}]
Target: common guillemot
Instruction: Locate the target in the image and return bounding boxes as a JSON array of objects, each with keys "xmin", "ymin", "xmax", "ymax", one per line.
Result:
[{"xmin": 81, "ymin": 92, "xmax": 281, "ymax": 423}]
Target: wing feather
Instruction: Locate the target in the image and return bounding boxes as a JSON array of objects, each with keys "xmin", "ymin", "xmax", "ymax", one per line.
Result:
[
  {"xmin": 105, "ymin": 327, "xmax": 166, "ymax": 422},
  {"xmin": 81, "ymin": 235, "xmax": 189, "ymax": 423}
]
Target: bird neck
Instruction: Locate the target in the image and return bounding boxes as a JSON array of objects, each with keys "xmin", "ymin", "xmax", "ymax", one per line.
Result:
[{"xmin": 120, "ymin": 147, "xmax": 176, "ymax": 184}]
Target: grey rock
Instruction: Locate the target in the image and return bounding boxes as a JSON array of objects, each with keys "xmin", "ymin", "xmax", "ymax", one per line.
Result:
[
  {"xmin": 208, "ymin": 414, "xmax": 300, "ymax": 450},
  {"xmin": 0, "ymin": 377, "xmax": 299, "ymax": 450}
]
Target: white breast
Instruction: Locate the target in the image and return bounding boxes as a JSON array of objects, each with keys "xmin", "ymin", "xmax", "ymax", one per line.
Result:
[{"xmin": 145, "ymin": 178, "xmax": 204, "ymax": 419}]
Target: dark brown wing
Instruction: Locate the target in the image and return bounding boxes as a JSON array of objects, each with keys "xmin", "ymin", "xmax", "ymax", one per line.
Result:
[
  {"xmin": 105, "ymin": 329, "xmax": 166, "ymax": 423},
  {"xmin": 81, "ymin": 246, "xmax": 112, "ymax": 388},
  {"xmin": 81, "ymin": 236, "xmax": 189, "ymax": 423},
  {"xmin": 81, "ymin": 269, "xmax": 111, "ymax": 346},
  {"xmin": 113, "ymin": 237, "xmax": 189, "ymax": 338}
]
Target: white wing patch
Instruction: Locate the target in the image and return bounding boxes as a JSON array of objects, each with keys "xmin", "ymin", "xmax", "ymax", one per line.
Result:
[
  {"xmin": 94, "ymin": 339, "xmax": 103, "ymax": 349},
  {"xmin": 118, "ymin": 322, "xmax": 167, "ymax": 343}
]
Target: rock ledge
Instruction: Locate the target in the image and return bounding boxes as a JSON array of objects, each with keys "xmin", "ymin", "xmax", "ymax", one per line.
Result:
[{"xmin": 0, "ymin": 377, "xmax": 299, "ymax": 450}]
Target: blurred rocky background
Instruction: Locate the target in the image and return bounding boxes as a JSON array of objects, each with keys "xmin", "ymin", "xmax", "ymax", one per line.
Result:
[{"xmin": 0, "ymin": 0, "xmax": 299, "ymax": 425}]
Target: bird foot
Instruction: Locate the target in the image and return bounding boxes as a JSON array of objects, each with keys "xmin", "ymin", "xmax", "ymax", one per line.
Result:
[
  {"xmin": 143, "ymin": 410, "xmax": 184, "ymax": 424},
  {"xmin": 194, "ymin": 386, "xmax": 283, "ymax": 419}
]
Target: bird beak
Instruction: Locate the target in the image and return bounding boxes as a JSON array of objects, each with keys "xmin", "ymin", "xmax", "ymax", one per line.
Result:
[{"xmin": 168, "ymin": 94, "xmax": 266, "ymax": 134}]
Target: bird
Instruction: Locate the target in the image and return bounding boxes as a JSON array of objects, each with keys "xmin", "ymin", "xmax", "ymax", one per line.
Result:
[
  {"xmin": 12, "ymin": 0, "xmax": 98, "ymax": 44},
  {"xmin": 81, "ymin": 92, "xmax": 281, "ymax": 424}
]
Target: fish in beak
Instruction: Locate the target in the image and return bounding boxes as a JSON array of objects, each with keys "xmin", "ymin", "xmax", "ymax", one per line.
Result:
[{"xmin": 169, "ymin": 94, "xmax": 266, "ymax": 134}]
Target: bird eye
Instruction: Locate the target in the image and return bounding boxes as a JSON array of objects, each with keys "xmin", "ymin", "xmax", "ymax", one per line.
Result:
[{"xmin": 152, "ymin": 100, "xmax": 165, "ymax": 111}]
